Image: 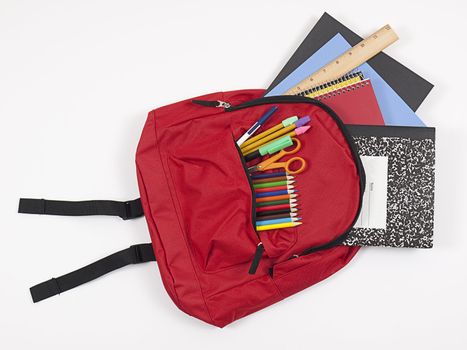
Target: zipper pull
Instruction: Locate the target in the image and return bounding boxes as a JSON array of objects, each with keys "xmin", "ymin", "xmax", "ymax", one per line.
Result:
[
  {"xmin": 192, "ymin": 99, "xmax": 231, "ymax": 109},
  {"xmin": 248, "ymin": 242, "xmax": 265, "ymax": 275}
]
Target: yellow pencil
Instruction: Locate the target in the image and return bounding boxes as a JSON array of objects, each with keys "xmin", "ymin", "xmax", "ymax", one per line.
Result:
[
  {"xmin": 241, "ymin": 116, "xmax": 311, "ymax": 154},
  {"xmin": 241, "ymin": 124, "xmax": 297, "ymax": 154},
  {"xmin": 243, "ymin": 125, "xmax": 311, "ymax": 156},
  {"xmin": 240, "ymin": 116, "xmax": 298, "ymax": 149},
  {"xmin": 256, "ymin": 221, "xmax": 302, "ymax": 231}
]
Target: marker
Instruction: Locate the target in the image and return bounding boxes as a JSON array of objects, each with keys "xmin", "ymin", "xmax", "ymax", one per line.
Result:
[
  {"xmin": 244, "ymin": 135, "xmax": 293, "ymax": 162},
  {"xmin": 240, "ymin": 116, "xmax": 298, "ymax": 149},
  {"xmin": 256, "ymin": 221, "xmax": 303, "ymax": 231},
  {"xmin": 241, "ymin": 116, "xmax": 311, "ymax": 153},
  {"xmin": 236, "ymin": 106, "xmax": 278, "ymax": 146},
  {"xmin": 256, "ymin": 217, "xmax": 301, "ymax": 226},
  {"xmin": 256, "ymin": 189, "xmax": 298, "ymax": 198}
]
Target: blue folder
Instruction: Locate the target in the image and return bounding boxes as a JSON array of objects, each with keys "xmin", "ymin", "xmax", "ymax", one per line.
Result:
[{"xmin": 266, "ymin": 33, "xmax": 425, "ymax": 127}]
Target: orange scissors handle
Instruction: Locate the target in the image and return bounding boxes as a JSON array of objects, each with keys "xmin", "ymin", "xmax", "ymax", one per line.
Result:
[
  {"xmin": 254, "ymin": 137, "xmax": 307, "ymax": 174},
  {"xmin": 264, "ymin": 156, "xmax": 307, "ymax": 174},
  {"xmin": 282, "ymin": 137, "xmax": 301, "ymax": 155}
]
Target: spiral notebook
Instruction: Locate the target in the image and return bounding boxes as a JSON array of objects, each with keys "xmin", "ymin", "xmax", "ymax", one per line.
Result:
[{"xmin": 310, "ymin": 75, "xmax": 385, "ymax": 126}]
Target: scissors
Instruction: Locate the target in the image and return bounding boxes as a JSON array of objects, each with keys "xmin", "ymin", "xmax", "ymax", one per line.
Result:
[{"xmin": 247, "ymin": 137, "xmax": 307, "ymax": 175}]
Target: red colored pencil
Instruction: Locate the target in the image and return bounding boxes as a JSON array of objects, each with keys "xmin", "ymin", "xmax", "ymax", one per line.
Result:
[
  {"xmin": 255, "ymin": 185, "xmax": 291, "ymax": 193},
  {"xmin": 256, "ymin": 203, "xmax": 297, "ymax": 212}
]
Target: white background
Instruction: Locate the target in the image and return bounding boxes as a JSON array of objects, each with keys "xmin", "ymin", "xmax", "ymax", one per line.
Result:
[{"xmin": 1, "ymin": 0, "xmax": 466, "ymax": 349}]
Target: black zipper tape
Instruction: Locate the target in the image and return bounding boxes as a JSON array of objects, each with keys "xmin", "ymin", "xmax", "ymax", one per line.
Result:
[
  {"xmin": 234, "ymin": 140, "xmax": 264, "ymax": 274},
  {"xmin": 234, "ymin": 140, "xmax": 258, "ymax": 233}
]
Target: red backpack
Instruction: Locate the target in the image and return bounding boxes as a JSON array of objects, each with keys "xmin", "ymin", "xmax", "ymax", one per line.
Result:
[{"xmin": 20, "ymin": 89, "xmax": 364, "ymax": 327}]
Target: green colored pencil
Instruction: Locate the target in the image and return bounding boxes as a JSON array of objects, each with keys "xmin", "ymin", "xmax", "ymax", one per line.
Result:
[
  {"xmin": 256, "ymin": 199, "xmax": 297, "ymax": 207},
  {"xmin": 253, "ymin": 180, "xmax": 293, "ymax": 189}
]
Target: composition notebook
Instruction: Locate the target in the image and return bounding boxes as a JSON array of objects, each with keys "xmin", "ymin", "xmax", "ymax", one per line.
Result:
[
  {"xmin": 309, "ymin": 76, "xmax": 384, "ymax": 126},
  {"xmin": 342, "ymin": 125, "xmax": 436, "ymax": 248},
  {"xmin": 266, "ymin": 12, "xmax": 434, "ymax": 111}
]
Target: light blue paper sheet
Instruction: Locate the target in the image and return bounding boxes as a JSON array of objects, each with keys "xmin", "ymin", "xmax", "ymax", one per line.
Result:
[{"xmin": 266, "ymin": 33, "xmax": 425, "ymax": 126}]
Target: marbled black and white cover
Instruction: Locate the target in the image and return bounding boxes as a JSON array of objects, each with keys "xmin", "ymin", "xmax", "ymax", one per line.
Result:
[{"xmin": 343, "ymin": 125, "xmax": 436, "ymax": 248}]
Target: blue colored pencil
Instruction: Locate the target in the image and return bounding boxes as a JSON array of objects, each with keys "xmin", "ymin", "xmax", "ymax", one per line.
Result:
[
  {"xmin": 256, "ymin": 217, "xmax": 301, "ymax": 226},
  {"xmin": 251, "ymin": 171, "xmax": 287, "ymax": 180},
  {"xmin": 256, "ymin": 189, "xmax": 298, "ymax": 198}
]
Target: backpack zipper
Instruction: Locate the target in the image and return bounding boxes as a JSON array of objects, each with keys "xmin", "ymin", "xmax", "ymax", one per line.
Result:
[
  {"xmin": 192, "ymin": 99, "xmax": 231, "ymax": 109},
  {"xmin": 192, "ymin": 95, "xmax": 366, "ymax": 264}
]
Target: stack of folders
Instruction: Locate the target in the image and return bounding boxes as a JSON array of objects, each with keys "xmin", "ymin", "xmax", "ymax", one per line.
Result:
[{"xmin": 264, "ymin": 13, "xmax": 435, "ymax": 247}]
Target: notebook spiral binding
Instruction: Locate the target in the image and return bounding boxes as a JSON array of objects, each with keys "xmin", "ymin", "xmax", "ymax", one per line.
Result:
[
  {"xmin": 296, "ymin": 71, "xmax": 365, "ymax": 97},
  {"xmin": 315, "ymin": 79, "xmax": 370, "ymax": 101}
]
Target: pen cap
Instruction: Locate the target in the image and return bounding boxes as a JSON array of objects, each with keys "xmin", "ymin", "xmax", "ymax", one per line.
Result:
[
  {"xmin": 258, "ymin": 106, "xmax": 278, "ymax": 124},
  {"xmin": 259, "ymin": 135, "xmax": 293, "ymax": 155},
  {"xmin": 281, "ymin": 116, "xmax": 299, "ymax": 127},
  {"xmin": 295, "ymin": 116, "xmax": 311, "ymax": 128}
]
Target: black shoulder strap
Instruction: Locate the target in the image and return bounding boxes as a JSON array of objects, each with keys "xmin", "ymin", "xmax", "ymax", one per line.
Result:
[
  {"xmin": 30, "ymin": 243, "xmax": 155, "ymax": 303},
  {"xmin": 18, "ymin": 198, "xmax": 143, "ymax": 220}
]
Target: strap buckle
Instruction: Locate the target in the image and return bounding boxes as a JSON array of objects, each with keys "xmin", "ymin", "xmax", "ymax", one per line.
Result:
[
  {"xmin": 121, "ymin": 201, "xmax": 132, "ymax": 220},
  {"xmin": 130, "ymin": 244, "xmax": 142, "ymax": 263}
]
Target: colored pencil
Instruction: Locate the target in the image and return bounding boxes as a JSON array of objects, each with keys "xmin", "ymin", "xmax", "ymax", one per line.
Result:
[
  {"xmin": 240, "ymin": 116, "xmax": 298, "ymax": 149},
  {"xmin": 255, "ymin": 185, "xmax": 294, "ymax": 193},
  {"xmin": 256, "ymin": 199, "xmax": 297, "ymax": 207},
  {"xmin": 251, "ymin": 171, "xmax": 287, "ymax": 180},
  {"xmin": 256, "ymin": 189, "xmax": 298, "ymax": 198},
  {"xmin": 256, "ymin": 217, "xmax": 301, "ymax": 226},
  {"xmin": 256, "ymin": 222, "xmax": 303, "ymax": 231},
  {"xmin": 256, "ymin": 203, "xmax": 297, "ymax": 212},
  {"xmin": 253, "ymin": 180, "xmax": 294, "ymax": 189},
  {"xmin": 256, "ymin": 208, "xmax": 298, "ymax": 217},
  {"xmin": 252, "ymin": 175, "xmax": 294, "ymax": 184},
  {"xmin": 256, "ymin": 194, "xmax": 298, "ymax": 203},
  {"xmin": 255, "ymin": 213, "xmax": 298, "ymax": 221}
]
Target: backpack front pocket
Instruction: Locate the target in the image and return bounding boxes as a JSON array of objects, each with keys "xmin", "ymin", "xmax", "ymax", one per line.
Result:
[{"xmin": 167, "ymin": 133, "xmax": 259, "ymax": 273}]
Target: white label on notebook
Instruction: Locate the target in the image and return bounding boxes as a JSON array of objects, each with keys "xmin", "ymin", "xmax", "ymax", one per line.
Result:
[{"xmin": 354, "ymin": 156, "xmax": 388, "ymax": 229}]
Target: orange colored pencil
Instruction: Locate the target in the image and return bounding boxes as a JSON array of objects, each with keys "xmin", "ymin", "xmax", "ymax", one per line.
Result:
[{"xmin": 256, "ymin": 194, "xmax": 298, "ymax": 203}]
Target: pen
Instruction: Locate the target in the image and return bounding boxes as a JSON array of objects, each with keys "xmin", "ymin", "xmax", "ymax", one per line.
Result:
[{"xmin": 236, "ymin": 106, "xmax": 278, "ymax": 146}]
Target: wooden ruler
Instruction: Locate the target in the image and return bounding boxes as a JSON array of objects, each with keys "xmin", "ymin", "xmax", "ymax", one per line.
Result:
[{"xmin": 285, "ymin": 24, "xmax": 399, "ymax": 95}]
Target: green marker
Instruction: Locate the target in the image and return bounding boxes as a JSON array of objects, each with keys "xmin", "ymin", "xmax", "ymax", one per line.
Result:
[{"xmin": 244, "ymin": 135, "xmax": 293, "ymax": 162}]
